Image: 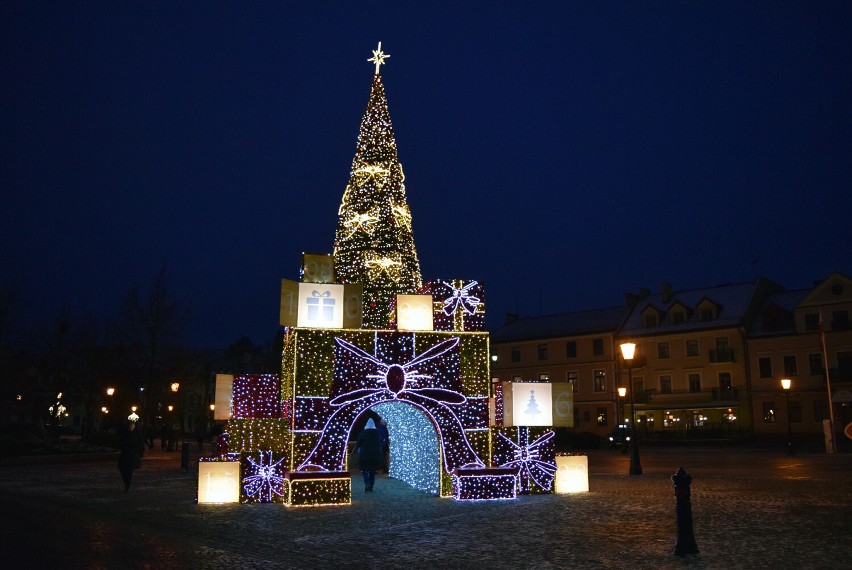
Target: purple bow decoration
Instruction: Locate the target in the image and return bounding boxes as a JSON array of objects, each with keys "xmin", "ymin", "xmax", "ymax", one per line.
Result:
[{"xmin": 441, "ymin": 280, "xmax": 481, "ymax": 316}]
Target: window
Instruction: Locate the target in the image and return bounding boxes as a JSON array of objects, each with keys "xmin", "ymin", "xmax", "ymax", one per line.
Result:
[
  {"xmin": 699, "ymin": 308, "xmax": 714, "ymax": 321},
  {"xmin": 645, "ymin": 314, "xmax": 658, "ymax": 327},
  {"xmin": 567, "ymin": 371, "xmax": 579, "ymax": 393},
  {"xmin": 593, "ymin": 338, "xmax": 604, "ymax": 356},
  {"xmin": 686, "ymin": 339, "xmax": 699, "ymax": 357},
  {"xmin": 660, "ymin": 375, "xmax": 672, "ymax": 394},
  {"xmin": 511, "ymin": 375, "xmax": 522, "ymax": 382},
  {"xmin": 804, "ymin": 313, "xmax": 819, "ymax": 331},
  {"xmin": 809, "ymin": 354, "xmax": 823, "ymax": 376},
  {"xmin": 672, "ymin": 311, "xmax": 685, "ymax": 324},
  {"xmin": 593, "ymin": 369, "xmax": 606, "ymax": 392},
  {"xmin": 763, "ymin": 402, "xmax": 776, "ymax": 423},
  {"xmin": 814, "ymin": 400, "xmax": 827, "ymax": 422},
  {"xmin": 538, "ymin": 373, "xmax": 550, "ymax": 381},
  {"xmin": 832, "ymin": 310, "xmax": 851, "ymax": 331},
  {"xmin": 839, "ymin": 351, "xmax": 852, "ymax": 376},
  {"xmin": 633, "ymin": 376, "xmax": 644, "ymax": 394},
  {"xmin": 688, "ymin": 373, "xmax": 701, "ymax": 393},
  {"xmin": 658, "ymin": 342, "xmax": 670, "ymax": 359},
  {"xmin": 596, "ymin": 408, "xmax": 608, "ymax": 426},
  {"xmin": 783, "ymin": 355, "xmax": 798, "ymax": 377},
  {"xmin": 566, "ymin": 341, "xmax": 577, "ymax": 358},
  {"xmin": 537, "ymin": 343, "xmax": 548, "ymax": 360},
  {"xmin": 573, "ymin": 407, "xmax": 580, "ymax": 427},
  {"xmin": 583, "ymin": 410, "xmax": 591, "ymax": 423},
  {"xmin": 511, "ymin": 347, "xmax": 520, "ymax": 362},
  {"xmin": 789, "ymin": 401, "xmax": 803, "ymax": 423},
  {"xmin": 758, "ymin": 357, "xmax": 773, "ymax": 379}
]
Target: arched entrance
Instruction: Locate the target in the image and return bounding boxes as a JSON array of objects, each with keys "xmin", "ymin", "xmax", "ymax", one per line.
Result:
[{"xmin": 369, "ymin": 401, "xmax": 441, "ymax": 495}]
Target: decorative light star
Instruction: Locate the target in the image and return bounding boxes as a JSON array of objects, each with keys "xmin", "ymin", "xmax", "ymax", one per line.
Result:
[
  {"xmin": 342, "ymin": 211, "xmax": 379, "ymax": 239},
  {"xmin": 392, "ymin": 203, "xmax": 412, "ymax": 231},
  {"xmin": 368, "ymin": 41, "xmax": 390, "ymax": 75},
  {"xmin": 242, "ymin": 451, "xmax": 285, "ymax": 503}
]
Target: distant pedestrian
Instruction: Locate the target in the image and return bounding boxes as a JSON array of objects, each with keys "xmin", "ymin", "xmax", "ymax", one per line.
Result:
[
  {"xmin": 378, "ymin": 419, "xmax": 390, "ymax": 473},
  {"xmin": 357, "ymin": 418, "xmax": 385, "ymax": 492},
  {"xmin": 118, "ymin": 420, "xmax": 143, "ymax": 492},
  {"xmin": 160, "ymin": 423, "xmax": 169, "ymax": 451},
  {"xmin": 144, "ymin": 423, "xmax": 155, "ymax": 450}
]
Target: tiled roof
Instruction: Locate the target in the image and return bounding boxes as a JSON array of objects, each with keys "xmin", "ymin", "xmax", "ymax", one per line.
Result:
[
  {"xmin": 621, "ymin": 280, "xmax": 768, "ymax": 336},
  {"xmin": 490, "ymin": 306, "xmax": 627, "ymax": 343},
  {"xmin": 748, "ymin": 289, "xmax": 809, "ymax": 337}
]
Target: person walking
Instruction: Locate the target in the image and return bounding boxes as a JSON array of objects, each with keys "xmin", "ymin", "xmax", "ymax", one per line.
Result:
[
  {"xmin": 118, "ymin": 420, "xmax": 143, "ymax": 492},
  {"xmin": 357, "ymin": 418, "xmax": 385, "ymax": 492}
]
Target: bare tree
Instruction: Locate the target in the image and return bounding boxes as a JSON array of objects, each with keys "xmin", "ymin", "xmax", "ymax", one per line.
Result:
[{"xmin": 119, "ymin": 268, "xmax": 191, "ymax": 426}]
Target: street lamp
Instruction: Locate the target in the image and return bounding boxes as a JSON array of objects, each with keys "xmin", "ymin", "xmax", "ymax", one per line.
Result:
[
  {"xmin": 106, "ymin": 387, "xmax": 115, "ymax": 397},
  {"xmin": 620, "ymin": 342, "xmax": 643, "ymax": 475},
  {"xmin": 170, "ymin": 382, "xmax": 180, "ymax": 393},
  {"xmin": 781, "ymin": 378, "xmax": 795, "ymax": 456}
]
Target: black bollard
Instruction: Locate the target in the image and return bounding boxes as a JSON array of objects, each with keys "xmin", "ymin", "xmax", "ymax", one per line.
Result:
[
  {"xmin": 181, "ymin": 441, "xmax": 190, "ymax": 472},
  {"xmin": 672, "ymin": 467, "xmax": 700, "ymax": 557}
]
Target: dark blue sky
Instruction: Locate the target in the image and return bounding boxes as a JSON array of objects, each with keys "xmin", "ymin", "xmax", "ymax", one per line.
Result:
[{"xmin": 3, "ymin": 2, "xmax": 851, "ymax": 347}]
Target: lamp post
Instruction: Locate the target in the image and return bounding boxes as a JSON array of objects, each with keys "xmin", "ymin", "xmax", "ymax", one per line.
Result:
[
  {"xmin": 620, "ymin": 342, "xmax": 643, "ymax": 475},
  {"xmin": 781, "ymin": 378, "xmax": 795, "ymax": 456}
]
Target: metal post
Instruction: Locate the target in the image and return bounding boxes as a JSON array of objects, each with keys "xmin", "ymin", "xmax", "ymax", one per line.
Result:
[
  {"xmin": 628, "ymin": 365, "xmax": 642, "ymax": 475},
  {"xmin": 672, "ymin": 467, "xmax": 700, "ymax": 557},
  {"xmin": 785, "ymin": 390, "xmax": 795, "ymax": 456}
]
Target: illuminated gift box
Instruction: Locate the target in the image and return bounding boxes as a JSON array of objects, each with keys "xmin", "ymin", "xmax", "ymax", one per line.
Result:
[
  {"xmin": 232, "ymin": 374, "xmax": 281, "ymax": 419},
  {"xmin": 284, "ymin": 471, "xmax": 351, "ymax": 507},
  {"xmin": 240, "ymin": 451, "xmax": 287, "ymax": 504},
  {"xmin": 396, "ymin": 294, "xmax": 434, "ymax": 330},
  {"xmin": 452, "ymin": 467, "xmax": 517, "ymax": 501},
  {"xmin": 422, "ymin": 279, "xmax": 485, "ymax": 332},
  {"xmin": 197, "ymin": 458, "xmax": 241, "ymax": 504},
  {"xmin": 555, "ymin": 454, "xmax": 589, "ymax": 493},
  {"xmin": 491, "ymin": 426, "xmax": 557, "ymax": 494}
]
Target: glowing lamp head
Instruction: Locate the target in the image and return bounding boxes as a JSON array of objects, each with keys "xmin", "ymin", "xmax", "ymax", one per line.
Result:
[
  {"xmin": 106, "ymin": 387, "xmax": 115, "ymax": 396},
  {"xmin": 171, "ymin": 382, "xmax": 180, "ymax": 392},
  {"xmin": 620, "ymin": 342, "xmax": 636, "ymax": 361},
  {"xmin": 617, "ymin": 387, "xmax": 627, "ymax": 398},
  {"xmin": 780, "ymin": 378, "xmax": 792, "ymax": 391}
]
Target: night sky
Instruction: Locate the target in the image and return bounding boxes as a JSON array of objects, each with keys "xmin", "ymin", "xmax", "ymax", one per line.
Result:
[{"xmin": 3, "ymin": 2, "xmax": 851, "ymax": 348}]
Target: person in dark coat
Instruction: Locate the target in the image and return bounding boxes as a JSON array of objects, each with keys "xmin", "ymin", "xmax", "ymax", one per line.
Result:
[
  {"xmin": 118, "ymin": 420, "xmax": 143, "ymax": 492},
  {"xmin": 357, "ymin": 418, "xmax": 385, "ymax": 492}
]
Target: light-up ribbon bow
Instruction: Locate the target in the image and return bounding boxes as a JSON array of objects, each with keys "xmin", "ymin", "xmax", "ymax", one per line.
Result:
[
  {"xmin": 297, "ymin": 333, "xmax": 485, "ymax": 472},
  {"xmin": 441, "ymin": 280, "xmax": 481, "ymax": 316}
]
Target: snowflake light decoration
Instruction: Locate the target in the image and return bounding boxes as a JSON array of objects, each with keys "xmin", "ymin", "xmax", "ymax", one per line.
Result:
[
  {"xmin": 497, "ymin": 429, "xmax": 556, "ymax": 493},
  {"xmin": 242, "ymin": 451, "xmax": 285, "ymax": 503}
]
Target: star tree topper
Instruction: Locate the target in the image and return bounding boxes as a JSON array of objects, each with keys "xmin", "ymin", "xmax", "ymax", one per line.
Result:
[{"xmin": 368, "ymin": 42, "xmax": 390, "ymax": 75}]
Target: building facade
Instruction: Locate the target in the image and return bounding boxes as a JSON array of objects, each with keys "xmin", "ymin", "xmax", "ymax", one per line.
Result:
[{"xmin": 490, "ymin": 273, "xmax": 852, "ymax": 445}]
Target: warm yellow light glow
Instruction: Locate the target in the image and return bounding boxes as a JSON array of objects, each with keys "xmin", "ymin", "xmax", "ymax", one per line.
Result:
[
  {"xmin": 197, "ymin": 461, "xmax": 240, "ymax": 504},
  {"xmin": 396, "ymin": 294, "xmax": 433, "ymax": 331},
  {"xmin": 209, "ymin": 404, "xmax": 216, "ymax": 411},
  {"xmin": 620, "ymin": 342, "xmax": 636, "ymax": 360},
  {"xmin": 618, "ymin": 387, "xmax": 627, "ymax": 398},
  {"xmin": 101, "ymin": 406, "xmax": 109, "ymax": 413},
  {"xmin": 555, "ymin": 455, "xmax": 589, "ymax": 493},
  {"xmin": 16, "ymin": 394, "xmax": 22, "ymax": 401},
  {"xmin": 106, "ymin": 387, "xmax": 115, "ymax": 396},
  {"xmin": 168, "ymin": 405, "xmax": 174, "ymax": 412},
  {"xmin": 171, "ymin": 382, "xmax": 180, "ymax": 392},
  {"xmin": 131, "ymin": 406, "xmax": 137, "ymax": 412},
  {"xmin": 781, "ymin": 378, "xmax": 792, "ymax": 390}
]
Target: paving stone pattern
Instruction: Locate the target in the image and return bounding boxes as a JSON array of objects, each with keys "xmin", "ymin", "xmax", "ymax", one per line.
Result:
[{"xmin": 1, "ymin": 446, "xmax": 851, "ymax": 569}]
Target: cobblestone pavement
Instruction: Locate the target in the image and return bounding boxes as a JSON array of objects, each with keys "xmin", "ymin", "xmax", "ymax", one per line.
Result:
[{"xmin": 1, "ymin": 445, "xmax": 851, "ymax": 569}]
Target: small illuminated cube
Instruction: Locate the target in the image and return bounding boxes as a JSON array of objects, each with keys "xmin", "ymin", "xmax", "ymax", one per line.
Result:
[
  {"xmin": 396, "ymin": 294, "xmax": 434, "ymax": 331},
  {"xmin": 198, "ymin": 460, "xmax": 241, "ymax": 503},
  {"xmin": 555, "ymin": 455, "xmax": 589, "ymax": 493}
]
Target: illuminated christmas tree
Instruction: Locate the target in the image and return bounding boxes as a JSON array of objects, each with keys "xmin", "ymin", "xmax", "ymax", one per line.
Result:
[{"xmin": 333, "ymin": 43, "xmax": 422, "ymax": 328}]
